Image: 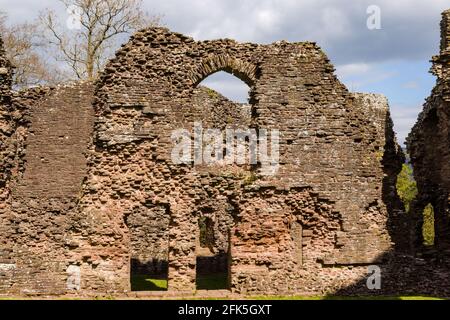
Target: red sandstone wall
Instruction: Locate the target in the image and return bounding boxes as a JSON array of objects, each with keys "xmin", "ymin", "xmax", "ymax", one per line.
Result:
[
  {"xmin": 0, "ymin": 82, "xmax": 95, "ymax": 295},
  {"xmin": 0, "ymin": 25, "xmax": 411, "ymax": 296},
  {"xmin": 65, "ymin": 28, "xmax": 403, "ymax": 295}
]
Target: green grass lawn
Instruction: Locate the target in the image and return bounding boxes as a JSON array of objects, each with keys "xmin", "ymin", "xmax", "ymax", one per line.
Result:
[{"xmin": 131, "ymin": 275, "xmax": 168, "ymax": 291}]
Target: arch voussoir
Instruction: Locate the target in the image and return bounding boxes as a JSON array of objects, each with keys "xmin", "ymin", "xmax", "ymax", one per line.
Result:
[{"xmin": 191, "ymin": 54, "xmax": 257, "ymax": 88}]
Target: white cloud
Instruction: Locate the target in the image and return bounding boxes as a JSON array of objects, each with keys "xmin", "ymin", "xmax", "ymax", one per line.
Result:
[
  {"xmin": 256, "ymin": 9, "xmax": 280, "ymax": 33},
  {"xmin": 319, "ymin": 7, "xmax": 351, "ymax": 40},
  {"xmin": 335, "ymin": 63, "xmax": 373, "ymax": 78},
  {"xmin": 336, "ymin": 62, "xmax": 397, "ymax": 91},
  {"xmin": 2, "ymin": 0, "xmax": 448, "ymax": 62},
  {"xmin": 390, "ymin": 104, "xmax": 424, "ymax": 145}
]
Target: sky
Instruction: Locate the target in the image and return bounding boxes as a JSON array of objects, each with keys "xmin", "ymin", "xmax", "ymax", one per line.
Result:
[{"xmin": 1, "ymin": 0, "xmax": 449, "ymax": 145}]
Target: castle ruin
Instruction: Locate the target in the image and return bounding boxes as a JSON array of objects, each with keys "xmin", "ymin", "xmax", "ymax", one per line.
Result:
[{"xmin": 0, "ymin": 9, "xmax": 449, "ymax": 297}]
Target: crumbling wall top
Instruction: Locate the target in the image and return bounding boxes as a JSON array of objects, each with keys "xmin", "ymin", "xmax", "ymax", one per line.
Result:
[
  {"xmin": 0, "ymin": 36, "xmax": 12, "ymax": 85},
  {"xmin": 431, "ymin": 10, "xmax": 450, "ymax": 83},
  {"xmin": 440, "ymin": 9, "xmax": 450, "ymax": 54}
]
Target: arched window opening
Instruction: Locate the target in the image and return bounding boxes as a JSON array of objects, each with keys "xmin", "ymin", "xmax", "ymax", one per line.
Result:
[
  {"xmin": 191, "ymin": 71, "xmax": 251, "ymax": 291},
  {"xmin": 198, "ymin": 71, "xmax": 251, "ymax": 104},
  {"xmin": 192, "ymin": 71, "xmax": 255, "ymax": 171}
]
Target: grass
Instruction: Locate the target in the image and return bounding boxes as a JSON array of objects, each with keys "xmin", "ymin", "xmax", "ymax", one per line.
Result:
[
  {"xmin": 131, "ymin": 273, "xmax": 229, "ymax": 291},
  {"xmin": 131, "ymin": 275, "xmax": 168, "ymax": 291}
]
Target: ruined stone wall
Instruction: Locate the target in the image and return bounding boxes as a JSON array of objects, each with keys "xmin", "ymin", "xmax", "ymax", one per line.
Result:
[
  {"xmin": 231, "ymin": 93, "xmax": 404, "ymax": 295},
  {"xmin": 0, "ymin": 25, "xmax": 408, "ymax": 296},
  {"xmin": 0, "ymin": 36, "xmax": 15, "ymax": 292},
  {"xmin": 126, "ymin": 86, "xmax": 247, "ymax": 276},
  {"xmin": 407, "ymin": 9, "xmax": 450, "ymax": 251},
  {"xmin": 63, "ymin": 27, "xmax": 403, "ymax": 295},
  {"xmin": 0, "ymin": 37, "xmax": 19, "ymax": 208},
  {"xmin": 0, "ymin": 80, "xmax": 95, "ymax": 295}
]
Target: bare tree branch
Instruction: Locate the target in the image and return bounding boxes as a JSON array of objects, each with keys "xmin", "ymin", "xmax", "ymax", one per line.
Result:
[
  {"xmin": 40, "ymin": 0, "xmax": 162, "ymax": 80},
  {"xmin": 0, "ymin": 11, "xmax": 65, "ymax": 88}
]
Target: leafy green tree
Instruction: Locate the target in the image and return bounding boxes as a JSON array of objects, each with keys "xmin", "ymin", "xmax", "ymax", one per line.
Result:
[
  {"xmin": 423, "ymin": 204, "xmax": 435, "ymax": 246},
  {"xmin": 396, "ymin": 164, "xmax": 418, "ymax": 213},
  {"xmin": 396, "ymin": 163, "xmax": 435, "ymax": 246}
]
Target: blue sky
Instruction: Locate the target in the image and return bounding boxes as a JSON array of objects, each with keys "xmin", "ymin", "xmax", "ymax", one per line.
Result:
[{"xmin": 1, "ymin": 0, "xmax": 449, "ymax": 145}]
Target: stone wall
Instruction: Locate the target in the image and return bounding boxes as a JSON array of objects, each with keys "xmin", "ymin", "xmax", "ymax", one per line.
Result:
[
  {"xmin": 0, "ymin": 24, "xmax": 411, "ymax": 296},
  {"xmin": 62, "ymin": 27, "xmax": 404, "ymax": 295},
  {"xmin": 0, "ymin": 36, "xmax": 12, "ymax": 202},
  {"xmin": 407, "ymin": 9, "xmax": 450, "ymax": 251},
  {"xmin": 0, "ymin": 80, "xmax": 95, "ymax": 295},
  {"xmin": 0, "ymin": 35, "xmax": 15, "ymax": 292}
]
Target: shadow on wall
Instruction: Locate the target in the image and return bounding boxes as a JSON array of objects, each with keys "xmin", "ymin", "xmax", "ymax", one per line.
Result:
[
  {"xmin": 196, "ymin": 253, "xmax": 228, "ymax": 275},
  {"xmin": 328, "ymin": 114, "xmax": 450, "ymax": 297},
  {"xmin": 131, "ymin": 258, "xmax": 168, "ymax": 276},
  {"xmin": 196, "ymin": 253, "xmax": 230, "ymax": 290}
]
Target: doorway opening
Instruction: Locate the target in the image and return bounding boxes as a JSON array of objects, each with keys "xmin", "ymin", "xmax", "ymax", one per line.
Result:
[
  {"xmin": 126, "ymin": 204, "xmax": 170, "ymax": 291},
  {"xmin": 196, "ymin": 214, "xmax": 232, "ymax": 290}
]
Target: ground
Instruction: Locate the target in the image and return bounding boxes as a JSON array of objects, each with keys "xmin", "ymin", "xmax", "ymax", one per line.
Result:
[{"xmin": 0, "ymin": 295, "xmax": 445, "ymax": 300}]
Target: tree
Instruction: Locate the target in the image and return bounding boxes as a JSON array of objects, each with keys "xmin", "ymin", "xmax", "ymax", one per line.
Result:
[
  {"xmin": 0, "ymin": 12, "xmax": 64, "ymax": 88},
  {"xmin": 40, "ymin": 0, "xmax": 161, "ymax": 80},
  {"xmin": 423, "ymin": 204, "xmax": 435, "ymax": 246},
  {"xmin": 396, "ymin": 164, "xmax": 418, "ymax": 213},
  {"xmin": 396, "ymin": 163, "xmax": 435, "ymax": 246}
]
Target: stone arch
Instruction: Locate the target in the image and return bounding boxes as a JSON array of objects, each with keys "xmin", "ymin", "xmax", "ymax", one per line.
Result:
[{"xmin": 190, "ymin": 54, "xmax": 258, "ymax": 88}]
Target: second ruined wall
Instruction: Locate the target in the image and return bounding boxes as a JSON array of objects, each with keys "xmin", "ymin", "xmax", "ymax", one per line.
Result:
[{"xmin": 407, "ymin": 9, "xmax": 450, "ymax": 250}]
